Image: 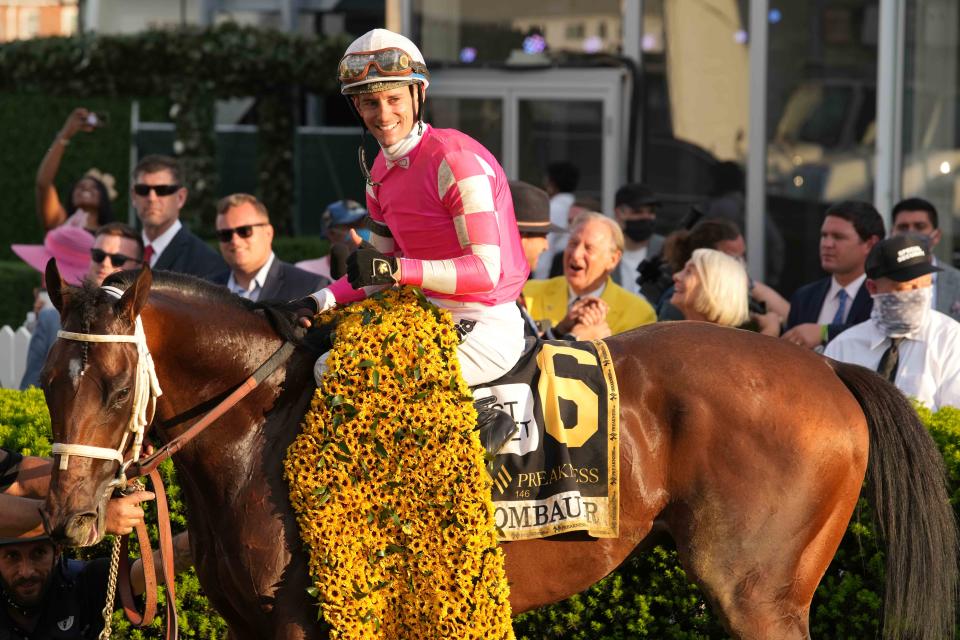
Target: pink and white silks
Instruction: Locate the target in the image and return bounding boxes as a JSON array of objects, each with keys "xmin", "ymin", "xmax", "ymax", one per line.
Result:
[{"xmin": 323, "ymin": 125, "xmax": 528, "ymax": 385}]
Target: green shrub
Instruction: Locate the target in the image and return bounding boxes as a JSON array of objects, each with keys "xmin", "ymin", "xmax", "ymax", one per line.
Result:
[
  {"xmin": 272, "ymin": 236, "xmax": 330, "ymax": 264},
  {"xmin": 3, "ymin": 387, "xmax": 959, "ymax": 638}
]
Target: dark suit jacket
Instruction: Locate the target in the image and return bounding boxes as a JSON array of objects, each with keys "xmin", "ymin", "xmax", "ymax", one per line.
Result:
[
  {"xmin": 153, "ymin": 225, "xmax": 228, "ymax": 281},
  {"xmin": 785, "ymin": 276, "xmax": 873, "ymax": 342},
  {"xmin": 215, "ymin": 257, "xmax": 329, "ymax": 302}
]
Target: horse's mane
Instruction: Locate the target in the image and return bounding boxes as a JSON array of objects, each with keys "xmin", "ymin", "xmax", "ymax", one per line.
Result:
[{"xmin": 95, "ymin": 269, "xmax": 328, "ymax": 353}]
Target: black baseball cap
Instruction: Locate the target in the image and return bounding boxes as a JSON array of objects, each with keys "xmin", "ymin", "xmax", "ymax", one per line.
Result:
[
  {"xmin": 865, "ymin": 234, "xmax": 942, "ymax": 282},
  {"xmin": 510, "ymin": 181, "xmax": 564, "ymax": 235}
]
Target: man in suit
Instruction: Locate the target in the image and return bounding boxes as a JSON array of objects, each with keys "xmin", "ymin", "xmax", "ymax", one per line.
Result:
[
  {"xmin": 523, "ymin": 212, "xmax": 656, "ymax": 337},
  {"xmin": 132, "ymin": 155, "xmax": 228, "ymax": 281},
  {"xmin": 783, "ymin": 200, "xmax": 885, "ymax": 349},
  {"xmin": 612, "ymin": 182, "xmax": 665, "ymax": 297},
  {"xmin": 214, "ymin": 193, "xmax": 328, "ymax": 301},
  {"xmin": 890, "ymin": 197, "xmax": 960, "ymax": 322}
]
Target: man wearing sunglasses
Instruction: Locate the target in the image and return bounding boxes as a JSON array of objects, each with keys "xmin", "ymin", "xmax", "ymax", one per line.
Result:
[
  {"xmin": 213, "ymin": 193, "xmax": 328, "ymax": 301},
  {"xmin": 131, "ymin": 155, "xmax": 227, "ymax": 281},
  {"xmin": 19, "ymin": 223, "xmax": 143, "ymax": 389},
  {"xmin": 285, "ymin": 29, "xmax": 528, "ymax": 458}
]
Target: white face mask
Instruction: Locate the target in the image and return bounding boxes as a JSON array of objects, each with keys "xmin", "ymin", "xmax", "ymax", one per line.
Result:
[{"xmin": 870, "ymin": 287, "xmax": 932, "ymax": 337}]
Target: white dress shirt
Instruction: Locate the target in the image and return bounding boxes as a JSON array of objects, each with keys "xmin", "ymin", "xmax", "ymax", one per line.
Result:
[
  {"xmin": 817, "ymin": 273, "xmax": 867, "ymax": 325},
  {"xmin": 824, "ymin": 309, "xmax": 960, "ymax": 411},
  {"xmin": 141, "ymin": 219, "xmax": 183, "ymax": 268},
  {"xmin": 227, "ymin": 252, "xmax": 276, "ymax": 301}
]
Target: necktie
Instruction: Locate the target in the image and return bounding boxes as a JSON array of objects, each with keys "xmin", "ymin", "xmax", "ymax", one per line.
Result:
[
  {"xmin": 877, "ymin": 337, "xmax": 905, "ymax": 383},
  {"xmin": 142, "ymin": 244, "xmax": 155, "ymax": 266},
  {"xmin": 831, "ymin": 289, "xmax": 848, "ymax": 325}
]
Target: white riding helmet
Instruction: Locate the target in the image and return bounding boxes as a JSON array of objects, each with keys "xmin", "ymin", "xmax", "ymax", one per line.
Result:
[{"xmin": 339, "ymin": 29, "xmax": 430, "ymax": 95}]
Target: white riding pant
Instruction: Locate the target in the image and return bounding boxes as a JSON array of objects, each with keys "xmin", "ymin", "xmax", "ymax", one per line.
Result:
[{"xmin": 313, "ymin": 299, "xmax": 525, "ymax": 387}]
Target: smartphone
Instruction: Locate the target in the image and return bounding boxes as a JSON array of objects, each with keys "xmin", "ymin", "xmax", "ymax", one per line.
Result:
[{"xmin": 86, "ymin": 112, "xmax": 110, "ymax": 127}]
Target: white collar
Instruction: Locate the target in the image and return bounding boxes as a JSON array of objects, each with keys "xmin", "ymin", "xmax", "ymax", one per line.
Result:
[
  {"xmin": 827, "ymin": 272, "xmax": 866, "ymax": 301},
  {"xmin": 569, "ymin": 280, "xmax": 607, "ymax": 305},
  {"xmin": 867, "ymin": 317, "xmax": 926, "ymax": 349},
  {"xmin": 383, "ymin": 124, "xmax": 426, "ymax": 169},
  {"xmin": 142, "ymin": 219, "xmax": 183, "ymax": 265},
  {"xmin": 227, "ymin": 252, "xmax": 275, "ymax": 299}
]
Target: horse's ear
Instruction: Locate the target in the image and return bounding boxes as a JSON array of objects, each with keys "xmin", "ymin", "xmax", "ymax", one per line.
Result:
[
  {"xmin": 45, "ymin": 258, "xmax": 69, "ymax": 313},
  {"xmin": 116, "ymin": 265, "xmax": 153, "ymax": 322}
]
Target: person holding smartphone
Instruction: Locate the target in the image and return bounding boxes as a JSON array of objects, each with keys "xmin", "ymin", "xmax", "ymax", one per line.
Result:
[{"xmin": 35, "ymin": 108, "xmax": 115, "ymax": 233}]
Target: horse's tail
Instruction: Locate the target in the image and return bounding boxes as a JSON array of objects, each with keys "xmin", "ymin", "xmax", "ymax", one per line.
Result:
[{"xmin": 833, "ymin": 360, "xmax": 958, "ymax": 640}]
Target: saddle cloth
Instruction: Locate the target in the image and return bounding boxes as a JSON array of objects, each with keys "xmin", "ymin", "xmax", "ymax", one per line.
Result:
[{"xmin": 473, "ymin": 338, "xmax": 620, "ymax": 541}]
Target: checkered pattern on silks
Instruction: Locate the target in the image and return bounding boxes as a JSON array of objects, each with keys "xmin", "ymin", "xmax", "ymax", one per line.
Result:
[{"xmin": 327, "ymin": 125, "xmax": 529, "ymax": 307}]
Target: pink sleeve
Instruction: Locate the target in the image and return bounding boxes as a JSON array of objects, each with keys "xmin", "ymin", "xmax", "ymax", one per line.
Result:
[{"xmin": 398, "ymin": 150, "xmax": 502, "ymax": 295}]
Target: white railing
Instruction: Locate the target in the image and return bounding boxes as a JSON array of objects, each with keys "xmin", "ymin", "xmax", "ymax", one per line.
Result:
[{"xmin": 0, "ymin": 325, "xmax": 32, "ymax": 390}]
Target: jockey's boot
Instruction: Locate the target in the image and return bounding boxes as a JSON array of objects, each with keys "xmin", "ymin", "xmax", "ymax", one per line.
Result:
[{"xmin": 474, "ymin": 396, "xmax": 519, "ymax": 460}]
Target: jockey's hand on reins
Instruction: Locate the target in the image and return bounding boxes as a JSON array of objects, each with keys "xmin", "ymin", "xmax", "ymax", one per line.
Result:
[
  {"xmin": 277, "ymin": 296, "xmax": 320, "ymax": 328},
  {"xmin": 347, "ymin": 241, "xmax": 400, "ymax": 288}
]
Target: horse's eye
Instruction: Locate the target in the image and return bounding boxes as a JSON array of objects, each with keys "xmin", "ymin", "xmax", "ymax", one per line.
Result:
[{"xmin": 111, "ymin": 387, "xmax": 131, "ymax": 407}]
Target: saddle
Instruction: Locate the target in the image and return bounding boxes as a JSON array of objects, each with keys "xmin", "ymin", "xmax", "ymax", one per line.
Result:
[{"xmin": 473, "ymin": 336, "xmax": 620, "ymax": 541}]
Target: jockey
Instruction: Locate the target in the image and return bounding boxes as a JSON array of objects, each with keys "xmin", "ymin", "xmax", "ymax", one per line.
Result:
[{"xmin": 287, "ymin": 28, "xmax": 528, "ymax": 457}]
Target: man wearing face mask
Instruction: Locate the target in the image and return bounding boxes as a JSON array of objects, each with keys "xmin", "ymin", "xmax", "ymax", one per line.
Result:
[
  {"xmin": 825, "ymin": 235, "xmax": 960, "ymax": 411},
  {"xmin": 612, "ymin": 183, "xmax": 664, "ymax": 298}
]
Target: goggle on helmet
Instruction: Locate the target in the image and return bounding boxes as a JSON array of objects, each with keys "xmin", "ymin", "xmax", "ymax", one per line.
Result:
[{"xmin": 339, "ymin": 47, "xmax": 430, "ymax": 95}]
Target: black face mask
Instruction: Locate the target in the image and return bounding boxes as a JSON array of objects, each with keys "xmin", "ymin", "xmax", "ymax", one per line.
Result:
[{"xmin": 624, "ymin": 218, "xmax": 656, "ymax": 242}]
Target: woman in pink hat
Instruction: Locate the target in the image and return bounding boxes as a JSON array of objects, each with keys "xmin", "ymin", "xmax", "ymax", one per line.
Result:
[
  {"xmin": 35, "ymin": 108, "xmax": 116, "ymax": 232},
  {"xmin": 12, "ymin": 225, "xmax": 94, "ymax": 286}
]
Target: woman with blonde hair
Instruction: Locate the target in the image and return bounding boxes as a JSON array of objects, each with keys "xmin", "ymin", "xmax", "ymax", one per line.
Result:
[{"xmin": 671, "ymin": 248, "xmax": 752, "ymax": 328}]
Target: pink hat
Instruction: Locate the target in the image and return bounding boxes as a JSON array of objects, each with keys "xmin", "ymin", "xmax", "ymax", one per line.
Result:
[{"xmin": 12, "ymin": 226, "xmax": 94, "ymax": 285}]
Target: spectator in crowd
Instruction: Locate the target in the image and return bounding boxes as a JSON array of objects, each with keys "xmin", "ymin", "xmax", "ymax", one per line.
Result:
[
  {"xmin": 534, "ymin": 161, "xmax": 580, "ymax": 279},
  {"xmin": 653, "ymin": 217, "xmax": 789, "ymax": 325},
  {"xmin": 782, "ymin": 200, "xmax": 884, "ymax": 349},
  {"xmin": 547, "ymin": 195, "xmax": 602, "ymax": 278},
  {"xmin": 12, "ymin": 226, "xmax": 93, "ymax": 287},
  {"xmin": 825, "ymin": 235, "xmax": 960, "ymax": 410},
  {"xmin": 296, "ymin": 200, "xmax": 369, "ymax": 281},
  {"xmin": 132, "ymin": 155, "xmax": 227, "ymax": 281},
  {"xmin": 670, "ymin": 248, "xmax": 753, "ymax": 329},
  {"xmin": 35, "ymin": 108, "xmax": 116, "ymax": 233},
  {"xmin": 509, "ymin": 180, "xmax": 567, "ymax": 337},
  {"xmin": 700, "ymin": 160, "xmax": 785, "ymax": 287},
  {"xmin": 612, "ymin": 183, "xmax": 664, "ymax": 296},
  {"xmin": 17, "ymin": 223, "xmax": 143, "ymax": 389},
  {"xmin": 213, "ymin": 194, "xmax": 328, "ymax": 302},
  {"xmin": 523, "ymin": 212, "xmax": 655, "ymax": 338},
  {"xmin": 890, "ymin": 197, "xmax": 960, "ymax": 321}
]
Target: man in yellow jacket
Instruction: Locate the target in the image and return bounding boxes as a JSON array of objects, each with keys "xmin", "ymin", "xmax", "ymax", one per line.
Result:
[{"xmin": 523, "ymin": 211, "xmax": 656, "ymax": 337}]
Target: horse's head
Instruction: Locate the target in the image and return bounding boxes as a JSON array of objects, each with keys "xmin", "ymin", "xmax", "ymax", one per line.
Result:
[{"xmin": 41, "ymin": 259, "xmax": 153, "ymax": 547}]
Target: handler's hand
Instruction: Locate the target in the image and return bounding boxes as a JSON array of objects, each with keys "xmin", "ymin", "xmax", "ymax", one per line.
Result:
[
  {"xmin": 105, "ymin": 490, "xmax": 155, "ymax": 536},
  {"xmin": 346, "ymin": 243, "xmax": 399, "ymax": 288}
]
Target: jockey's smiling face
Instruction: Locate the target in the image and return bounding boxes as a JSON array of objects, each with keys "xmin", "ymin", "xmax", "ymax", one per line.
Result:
[{"xmin": 353, "ymin": 85, "xmax": 418, "ymax": 148}]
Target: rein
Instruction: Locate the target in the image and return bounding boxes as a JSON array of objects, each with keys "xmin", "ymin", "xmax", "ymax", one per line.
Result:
[{"xmin": 51, "ymin": 285, "xmax": 297, "ymax": 639}]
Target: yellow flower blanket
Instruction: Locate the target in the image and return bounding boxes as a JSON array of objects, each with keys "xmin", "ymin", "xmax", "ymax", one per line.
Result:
[{"xmin": 283, "ymin": 288, "xmax": 514, "ymax": 639}]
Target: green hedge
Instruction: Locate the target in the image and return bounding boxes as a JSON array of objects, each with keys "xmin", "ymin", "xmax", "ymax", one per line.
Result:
[
  {"xmin": 4, "ymin": 387, "xmax": 959, "ymax": 638},
  {"xmin": 0, "ymin": 261, "xmax": 41, "ymax": 329}
]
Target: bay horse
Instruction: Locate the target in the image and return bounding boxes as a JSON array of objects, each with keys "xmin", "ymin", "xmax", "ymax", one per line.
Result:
[{"xmin": 40, "ymin": 263, "xmax": 956, "ymax": 640}]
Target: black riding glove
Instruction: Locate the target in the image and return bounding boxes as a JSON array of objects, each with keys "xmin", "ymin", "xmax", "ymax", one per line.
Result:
[
  {"xmin": 277, "ymin": 295, "xmax": 320, "ymax": 324},
  {"xmin": 347, "ymin": 244, "xmax": 400, "ymax": 288}
]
